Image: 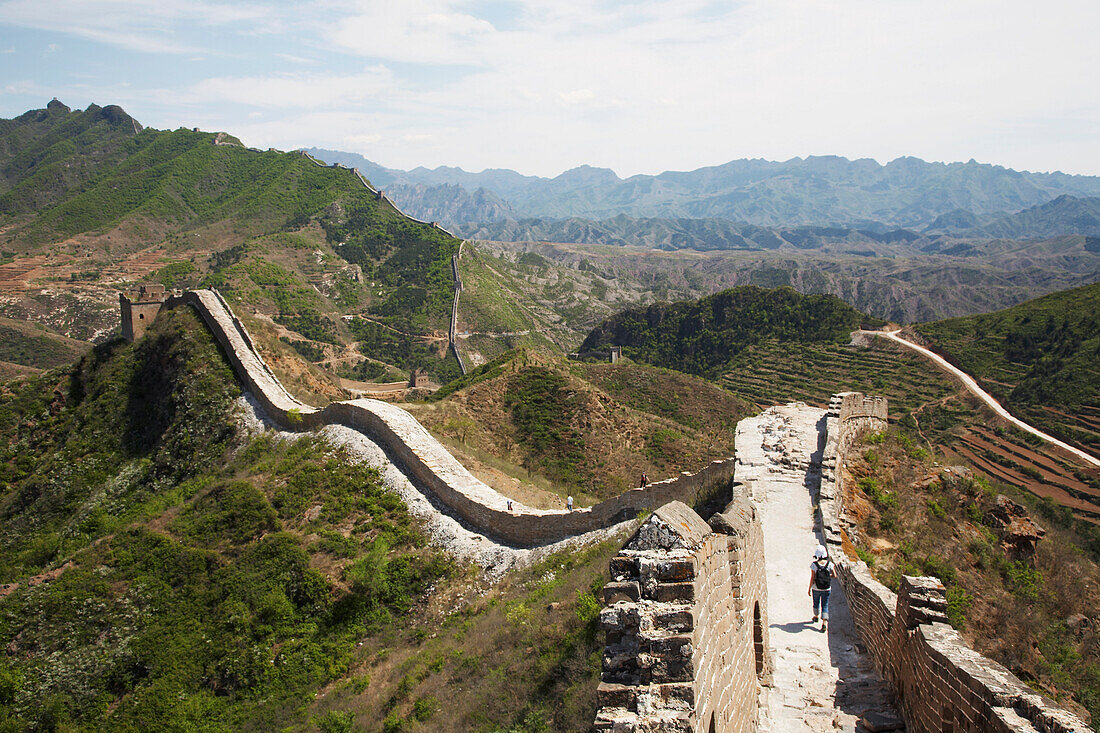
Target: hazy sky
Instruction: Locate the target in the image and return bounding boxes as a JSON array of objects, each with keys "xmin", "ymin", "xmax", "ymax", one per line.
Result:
[{"xmin": 1, "ymin": 0, "xmax": 1098, "ymax": 178}]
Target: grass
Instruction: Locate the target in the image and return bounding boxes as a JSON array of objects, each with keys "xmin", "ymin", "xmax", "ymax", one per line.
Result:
[
  {"xmin": 847, "ymin": 429, "xmax": 1100, "ymax": 724},
  {"xmin": 0, "ymin": 320, "xmax": 90, "ymax": 370}
]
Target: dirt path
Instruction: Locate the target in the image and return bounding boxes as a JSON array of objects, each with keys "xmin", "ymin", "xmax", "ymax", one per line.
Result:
[
  {"xmin": 867, "ymin": 330, "xmax": 1100, "ymax": 468},
  {"xmin": 739, "ymin": 404, "xmax": 900, "ymax": 733}
]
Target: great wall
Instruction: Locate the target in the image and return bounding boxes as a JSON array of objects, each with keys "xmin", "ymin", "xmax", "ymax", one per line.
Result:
[{"xmin": 120, "ymin": 287, "xmax": 1094, "ymax": 733}]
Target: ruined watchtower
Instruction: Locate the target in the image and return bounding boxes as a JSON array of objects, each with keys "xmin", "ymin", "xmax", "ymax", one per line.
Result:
[{"xmin": 119, "ymin": 283, "xmax": 167, "ymax": 341}]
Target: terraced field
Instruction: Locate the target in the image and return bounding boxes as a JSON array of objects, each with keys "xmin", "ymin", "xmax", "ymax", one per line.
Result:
[
  {"xmin": 717, "ymin": 337, "xmax": 1100, "ymax": 520},
  {"xmin": 717, "ymin": 339, "xmax": 955, "ymax": 418}
]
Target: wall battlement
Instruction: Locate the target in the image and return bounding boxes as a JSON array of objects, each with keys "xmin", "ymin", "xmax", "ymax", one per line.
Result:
[
  {"xmin": 818, "ymin": 394, "xmax": 1092, "ymax": 733},
  {"xmin": 119, "ymin": 283, "xmax": 170, "ymax": 342}
]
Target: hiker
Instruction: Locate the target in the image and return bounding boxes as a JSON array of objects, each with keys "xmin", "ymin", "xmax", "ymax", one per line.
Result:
[
  {"xmin": 566, "ymin": 495, "xmax": 574, "ymax": 511},
  {"xmin": 639, "ymin": 472, "xmax": 649, "ymax": 488},
  {"xmin": 808, "ymin": 544, "xmax": 837, "ymax": 631},
  {"xmin": 507, "ymin": 499, "xmax": 513, "ymax": 513}
]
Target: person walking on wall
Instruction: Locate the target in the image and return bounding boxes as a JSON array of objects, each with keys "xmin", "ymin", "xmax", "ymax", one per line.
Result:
[
  {"xmin": 808, "ymin": 544, "xmax": 837, "ymax": 632},
  {"xmin": 566, "ymin": 495, "xmax": 573, "ymax": 512},
  {"xmin": 639, "ymin": 472, "xmax": 648, "ymax": 488}
]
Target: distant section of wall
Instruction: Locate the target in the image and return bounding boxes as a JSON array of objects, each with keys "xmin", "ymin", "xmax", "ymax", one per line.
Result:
[
  {"xmin": 296, "ymin": 150, "xmax": 460, "ymax": 239},
  {"xmin": 818, "ymin": 393, "xmax": 1092, "ymax": 733},
  {"xmin": 450, "ymin": 242, "xmax": 467, "ymax": 375},
  {"xmin": 594, "ymin": 499, "xmax": 770, "ymax": 733},
  {"xmin": 160, "ymin": 289, "xmax": 733, "ymax": 547}
]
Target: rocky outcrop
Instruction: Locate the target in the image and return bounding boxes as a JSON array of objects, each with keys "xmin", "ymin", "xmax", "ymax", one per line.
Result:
[{"xmin": 987, "ymin": 495, "xmax": 1046, "ymax": 560}]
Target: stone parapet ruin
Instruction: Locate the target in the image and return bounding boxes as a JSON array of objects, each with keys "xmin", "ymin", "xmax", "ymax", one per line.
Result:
[
  {"xmin": 150, "ymin": 289, "xmax": 734, "ymax": 546},
  {"xmin": 594, "ymin": 498, "xmax": 770, "ymax": 733},
  {"xmin": 817, "ymin": 393, "xmax": 1092, "ymax": 733}
]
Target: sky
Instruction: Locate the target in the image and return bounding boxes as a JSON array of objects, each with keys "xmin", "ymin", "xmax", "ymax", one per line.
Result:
[{"xmin": 1, "ymin": 0, "xmax": 1098, "ymax": 179}]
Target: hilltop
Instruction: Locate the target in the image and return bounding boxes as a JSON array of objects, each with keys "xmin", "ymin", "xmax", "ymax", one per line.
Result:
[
  {"xmin": 403, "ymin": 348, "xmax": 753, "ymax": 506},
  {"xmin": 579, "ymin": 285, "xmax": 883, "ymax": 378},
  {"xmin": 0, "ymin": 101, "xmax": 463, "ymax": 383}
]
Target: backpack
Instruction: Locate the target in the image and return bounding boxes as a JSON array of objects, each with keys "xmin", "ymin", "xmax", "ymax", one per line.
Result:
[{"xmin": 814, "ymin": 561, "xmax": 831, "ymax": 590}]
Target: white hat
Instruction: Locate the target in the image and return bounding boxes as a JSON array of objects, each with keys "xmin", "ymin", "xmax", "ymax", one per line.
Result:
[{"xmin": 813, "ymin": 545, "xmax": 828, "ymax": 559}]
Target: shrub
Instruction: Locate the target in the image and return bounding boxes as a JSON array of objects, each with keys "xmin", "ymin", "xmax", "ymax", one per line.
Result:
[
  {"xmin": 1004, "ymin": 560, "xmax": 1043, "ymax": 601},
  {"xmin": 575, "ymin": 591, "xmax": 601, "ymax": 623},
  {"xmin": 945, "ymin": 585, "xmax": 972, "ymax": 629},
  {"xmin": 412, "ymin": 696, "xmax": 437, "ymax": 722}
]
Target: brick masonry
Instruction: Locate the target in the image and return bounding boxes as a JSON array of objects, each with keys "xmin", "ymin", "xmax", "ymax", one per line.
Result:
[{"xmin": 818, "ymin": 393, "xmax": 1092, "ymax": 733}]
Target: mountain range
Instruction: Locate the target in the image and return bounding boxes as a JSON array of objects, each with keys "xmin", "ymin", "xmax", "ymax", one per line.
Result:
[{"xmin": 307, "ymin": 147, "xmax": 1100, "ymax": 235}]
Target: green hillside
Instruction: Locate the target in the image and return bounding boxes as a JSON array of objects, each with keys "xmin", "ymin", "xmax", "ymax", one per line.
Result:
[
  {"xmin": 0, "ymin": 100, "xmax": 462, "ymax": 382},
  {"xmin": 580, "ymin": 285, "xmax": 884, "ymax": 378},
  {"xmin": 915, "ymin": 282, "xmax": 1100, "ymax": 456},
  {"xmin": 0, "ymin": 318, "xmax": 90, "ymax": 370},
  {"xmin": 0, "ymin": 308, "xmax": 622, "ymax": 732}
]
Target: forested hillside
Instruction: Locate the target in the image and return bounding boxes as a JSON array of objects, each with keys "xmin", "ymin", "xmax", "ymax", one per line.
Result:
[
  {"xmin": 0, "ymin": 308, "xmax": 628, "ymax": 732},
  {"xmin": 580, "ymin": 285, "xmax": 883, "ymax": 378},
  {"xmin": 915, "ymin": 283, "xmax": 1100, "ymax": 457}
]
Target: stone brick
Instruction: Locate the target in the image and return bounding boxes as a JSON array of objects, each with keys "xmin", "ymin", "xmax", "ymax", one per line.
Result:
[
  {"xmin": 610, "ymin": 556, "xmax": 637, "ymax": 580},
  {"xmin": 655, "ymin": 558, "xmax": 696, "ymax": 582},
  {"xmin": 604, "ymin": 581, "xmax": 642, "ymax": 604},
  {"xmin": 655, "ymin": 582, "xmax": 695, "ymax": 603},
  {"xmin": 652, "ymin": 608, "xmax": 695, "ymax": 632},
  {"xmin": 597, "ymin": 682, "xmax": 638, "ymax": 710}
]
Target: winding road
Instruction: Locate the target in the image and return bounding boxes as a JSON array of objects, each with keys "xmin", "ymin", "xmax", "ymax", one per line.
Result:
[{"xmin": 864, "ymin": 329, "xmax": 1100, "ymax": 468}]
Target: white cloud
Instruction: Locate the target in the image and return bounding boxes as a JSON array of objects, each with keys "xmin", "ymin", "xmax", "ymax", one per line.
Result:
[
  {"xmin": 345, "ymin": 133, "xmax": 382, "ymax": 145},
  {"xmin": 185, "ymin": 66, "xmax": 395, "ymax": 108},
  {"xmin": 4, "ymin": 0, "xmax": 1099, "ymax": 177},
  {"xmin": 558, "ymin": 88, "xmax": 594, "ymax": 106},
  {"xmin": 325, "ymin": 0, "xmax": 497, "ymax": 64}
]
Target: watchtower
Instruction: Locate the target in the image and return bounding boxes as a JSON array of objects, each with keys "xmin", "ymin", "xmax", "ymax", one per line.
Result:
[
  {"xmin": 119, "ymin": 283, "xmax": 167, "ymax": 341},
  {"xmin": 408, "ymin": 368, "xmax": 429, "ymax": 389}
]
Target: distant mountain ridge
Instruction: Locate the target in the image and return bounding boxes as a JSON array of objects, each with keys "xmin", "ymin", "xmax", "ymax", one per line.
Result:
[
  {"xmin": 306, "ymin": 147, "xmax": 1100, "ymax": 230},
  {"xmin": 928, "ymin": 195, "xmax": 1100, "ymax": 239}
]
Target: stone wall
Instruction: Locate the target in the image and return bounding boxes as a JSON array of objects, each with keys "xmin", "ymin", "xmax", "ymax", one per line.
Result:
[
  {"xmin": 160, "ymin": 289, "xmax": 735, "ymax": 547},
  {"xmin": 818, "ymin": 393, "xmax": 1092, "ymax": 733},
  {"xmin": 594, "ymin": 498, "xmax": 770, "ymax": 733}
]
